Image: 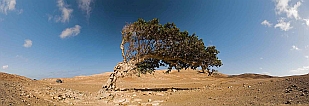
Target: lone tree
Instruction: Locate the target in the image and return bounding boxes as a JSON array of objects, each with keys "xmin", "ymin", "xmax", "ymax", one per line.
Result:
[{"xmin": 101, "ymin": 18, "xmax": 222, "ymax": 91}]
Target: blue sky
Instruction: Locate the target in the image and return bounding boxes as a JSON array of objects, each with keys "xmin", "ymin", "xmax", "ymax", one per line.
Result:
[{"xmin": 0, "ymin": 0, "xmax": 309, "ymax": 79}]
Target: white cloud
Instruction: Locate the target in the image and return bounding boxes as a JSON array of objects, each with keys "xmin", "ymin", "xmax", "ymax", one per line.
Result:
[
  {"xmin": 261, "ymin": 20, "xmax": 272, "ymax": 27},
  {"xmin": 275, "ymin": 0, "xmax": 302, "ymax": 20},
  {"xmin": 305, "ymin": 45, "xmax": 309, "ymax": 49},
  {"xmin": 275, "ymin": 0, "xmax": 289, "ymax": 14},
  {"xmin": 56, "ymin": 0, "xmax": 73, "ymax": 23},
  {"xmin": 305, "ymin": 56, "xmax": 309, "ymax": 59},
  {"xmin": 23, "ymin": 39, "xmax": 32, "ymax": 48},
  {"xmin": 2, "ymin": 65, "xmax": 8, "ymax": 69},
  {"xmin": 289, "ymin": 66, "xmax": 309, "ymax": 75},
  {"xmin": 60, "ymin": 25, "xmax": 82, "ymax": 39},
  {"xmin": 78, "ymin": 0, "xmax": 93, "ymax": 20},
  {"xmin": 260, "ymin": 57, "xmax": 263, "ymax": 60},
  {"xmin": 286, "ymin": 1, "xmax": 301, "ymax": 20},
  {"xmin": 274, "ymin": 18, "xmax": 293, "ymax": 31},
  {"xmin": 261, "ymin": 72, "xmax": 270, "ymax": 75},
  {"xmin": 291, "ymin": 45, "xmax": 300, "ymax": 51},
  {"xmin": 303, "ymin": 19, "xmax": 309, "ymax": 26},
  {"xmin": 0, "ymin": 0, "xmax": 16, "ymax": 14}
]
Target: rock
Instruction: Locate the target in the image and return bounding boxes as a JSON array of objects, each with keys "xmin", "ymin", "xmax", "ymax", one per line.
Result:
[
  {"xmin": 243, "ymin": 83, "xmax": 247, "ymax": 87},
  {"xmin": 58, "ymin": 95, "xmax": 65, "ymax": 100},
  {"xmin": 285, "ymin": 100, "xmax": 292, "ymax": 104},
  {"xmin": 156, "ymin": 93, "xmax": 164, "ymax": 96},
  {"xmin": 148, "ymin": 92, "xmax": 153, "ymax": 94},
  {"xmin": 151, "ymin": 100, "xmax": 164, "ymax": 106},
  {"xmin": 145, "ymin": 103, "xmax": 152, "ymax": 106},
  {"xmin": 151, "ymin": 102, "xmax": 160, "ymax": 106},
  {"xmin": 56, "ymin": 79, "xmax": 63, "ymax": 83},
  {"xmin": 172, "ymin": 89, "xmax": 177, "ymax": 92},
  {"xmin": 113, "ymin": 98, "xmax": 126, "ymax": 104},
  {"xmin": 133, "ymin": 98, "xmax": 142, "ymax": 102},
  {"xmin": 148, "ymin": 99, "xmax": 152, "ymax": 102}
]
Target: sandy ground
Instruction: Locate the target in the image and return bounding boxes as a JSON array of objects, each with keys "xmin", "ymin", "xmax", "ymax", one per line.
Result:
[{"xmin": 1, "ymin": 69, "xmax": 309, "ymax": 106}]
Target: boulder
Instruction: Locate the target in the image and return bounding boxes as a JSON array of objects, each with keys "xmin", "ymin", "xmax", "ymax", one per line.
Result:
[{"xmin": 56, "ymin": 79, "xmax": 63, "ymax": 83}]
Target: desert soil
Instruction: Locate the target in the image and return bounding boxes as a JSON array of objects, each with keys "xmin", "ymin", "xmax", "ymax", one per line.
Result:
[{"xmin": 1, "ymin": 69, "xmax": 309, "ymax": 106}]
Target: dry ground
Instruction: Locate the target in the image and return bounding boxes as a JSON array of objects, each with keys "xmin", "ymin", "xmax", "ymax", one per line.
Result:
[{"xmin": 1, "ymin": 69, "xmax": 309, "ymax": 106}]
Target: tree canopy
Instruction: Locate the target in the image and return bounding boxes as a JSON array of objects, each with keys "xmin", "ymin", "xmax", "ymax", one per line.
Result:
[{"xmin": 120, "ymin": 18, "xmax": 222, "ymax": 75}]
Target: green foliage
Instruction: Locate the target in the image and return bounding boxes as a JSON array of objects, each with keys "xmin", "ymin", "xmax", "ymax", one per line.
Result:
[{"xmin": 121, "ymin": 18, "xmax": 222, "ymax": 74}]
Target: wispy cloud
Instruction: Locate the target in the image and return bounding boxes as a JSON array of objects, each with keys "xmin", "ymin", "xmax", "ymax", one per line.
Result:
[
  {"xmin": 291, "ymin": 45, "xmax": 300, "ymax": 51},
  {"xmin": 0, "ymin": 0, "xmax": 16, "ymax": 14},
  {"xmin": 275, "ymin": 0, "xmax": 302, "ymax": 20},
  {"xmin": 2, "ymin": 65, "xmax": 8, "ymax": 69},
  {"xmin": 17, "ymin": 9, "xmax": 22, "ymax": 14},
  {"xmin": 261, "ymin": 20, "xmax": 272, "ymax": 27},
  {"xmin": 60, "ymin": 25, "xmax": 82, "ymax": 39},
  {"xmin": 78, "ymin": 0, "xmax": 93, "ymax": 20},
  {"xmin": 23, "ymin": 39, "xmax": 32, "ymax": 48},
  {"xmin": 305, "ymin": 56, "xmax": 309, "ymax": 59},
  {"xmin": 55, "ymin": 0, "xmax": 73, "ymax": 23},
  {"xmin": 47, "ymin": 14, "xmax": 53, "ymax": 21},
  {"xmin": 15, "ymin": 55, "xmax": 29, "ymax": 61},
  {"xmin": 274, "ymin": 18, "xmax": 293, "ymax": 31},
  {"xmin": 303, "ymin": 19, "xmax": 309, "ymax": 26},
  {"xmin": 289, "ymin": 66, "xmax": 309, "ymax": 75}
]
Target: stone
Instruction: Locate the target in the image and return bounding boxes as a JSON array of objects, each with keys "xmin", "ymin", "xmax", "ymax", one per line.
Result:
[
  {"xmin": 113, "ymin": 98, "xmax": 126, "ymax": 104},
  {"xmin": 156, "ymin": 93, "xmax": 164, "ymax": 96},
  {"xmin": 151, "ymin": 100, "xmax": 164, "ymax": 105},
  {"xmin": 56, "ymin": 79, "xmax": 63, "ymax": 83},
  {"xmin": 172, "ymin": 89, "xmax": 177, "ymax": 92},
  {"xmin": 58, "ymin": 95, "xmax": 65, "ymax": 100},
  {"xmin": 133, "ymin": 98, "xmax": 142, "ymax": 102},
  {"xmin": 148, "ymin": 99, "xmax": 152, "ymax": 102},
  {"xmin": 145, "ymin": 103, "xmax": 152, "ymax": 106},
  {"xmin": 285, "ymin": 100, "xmax": 291, "ymax": 104}
]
